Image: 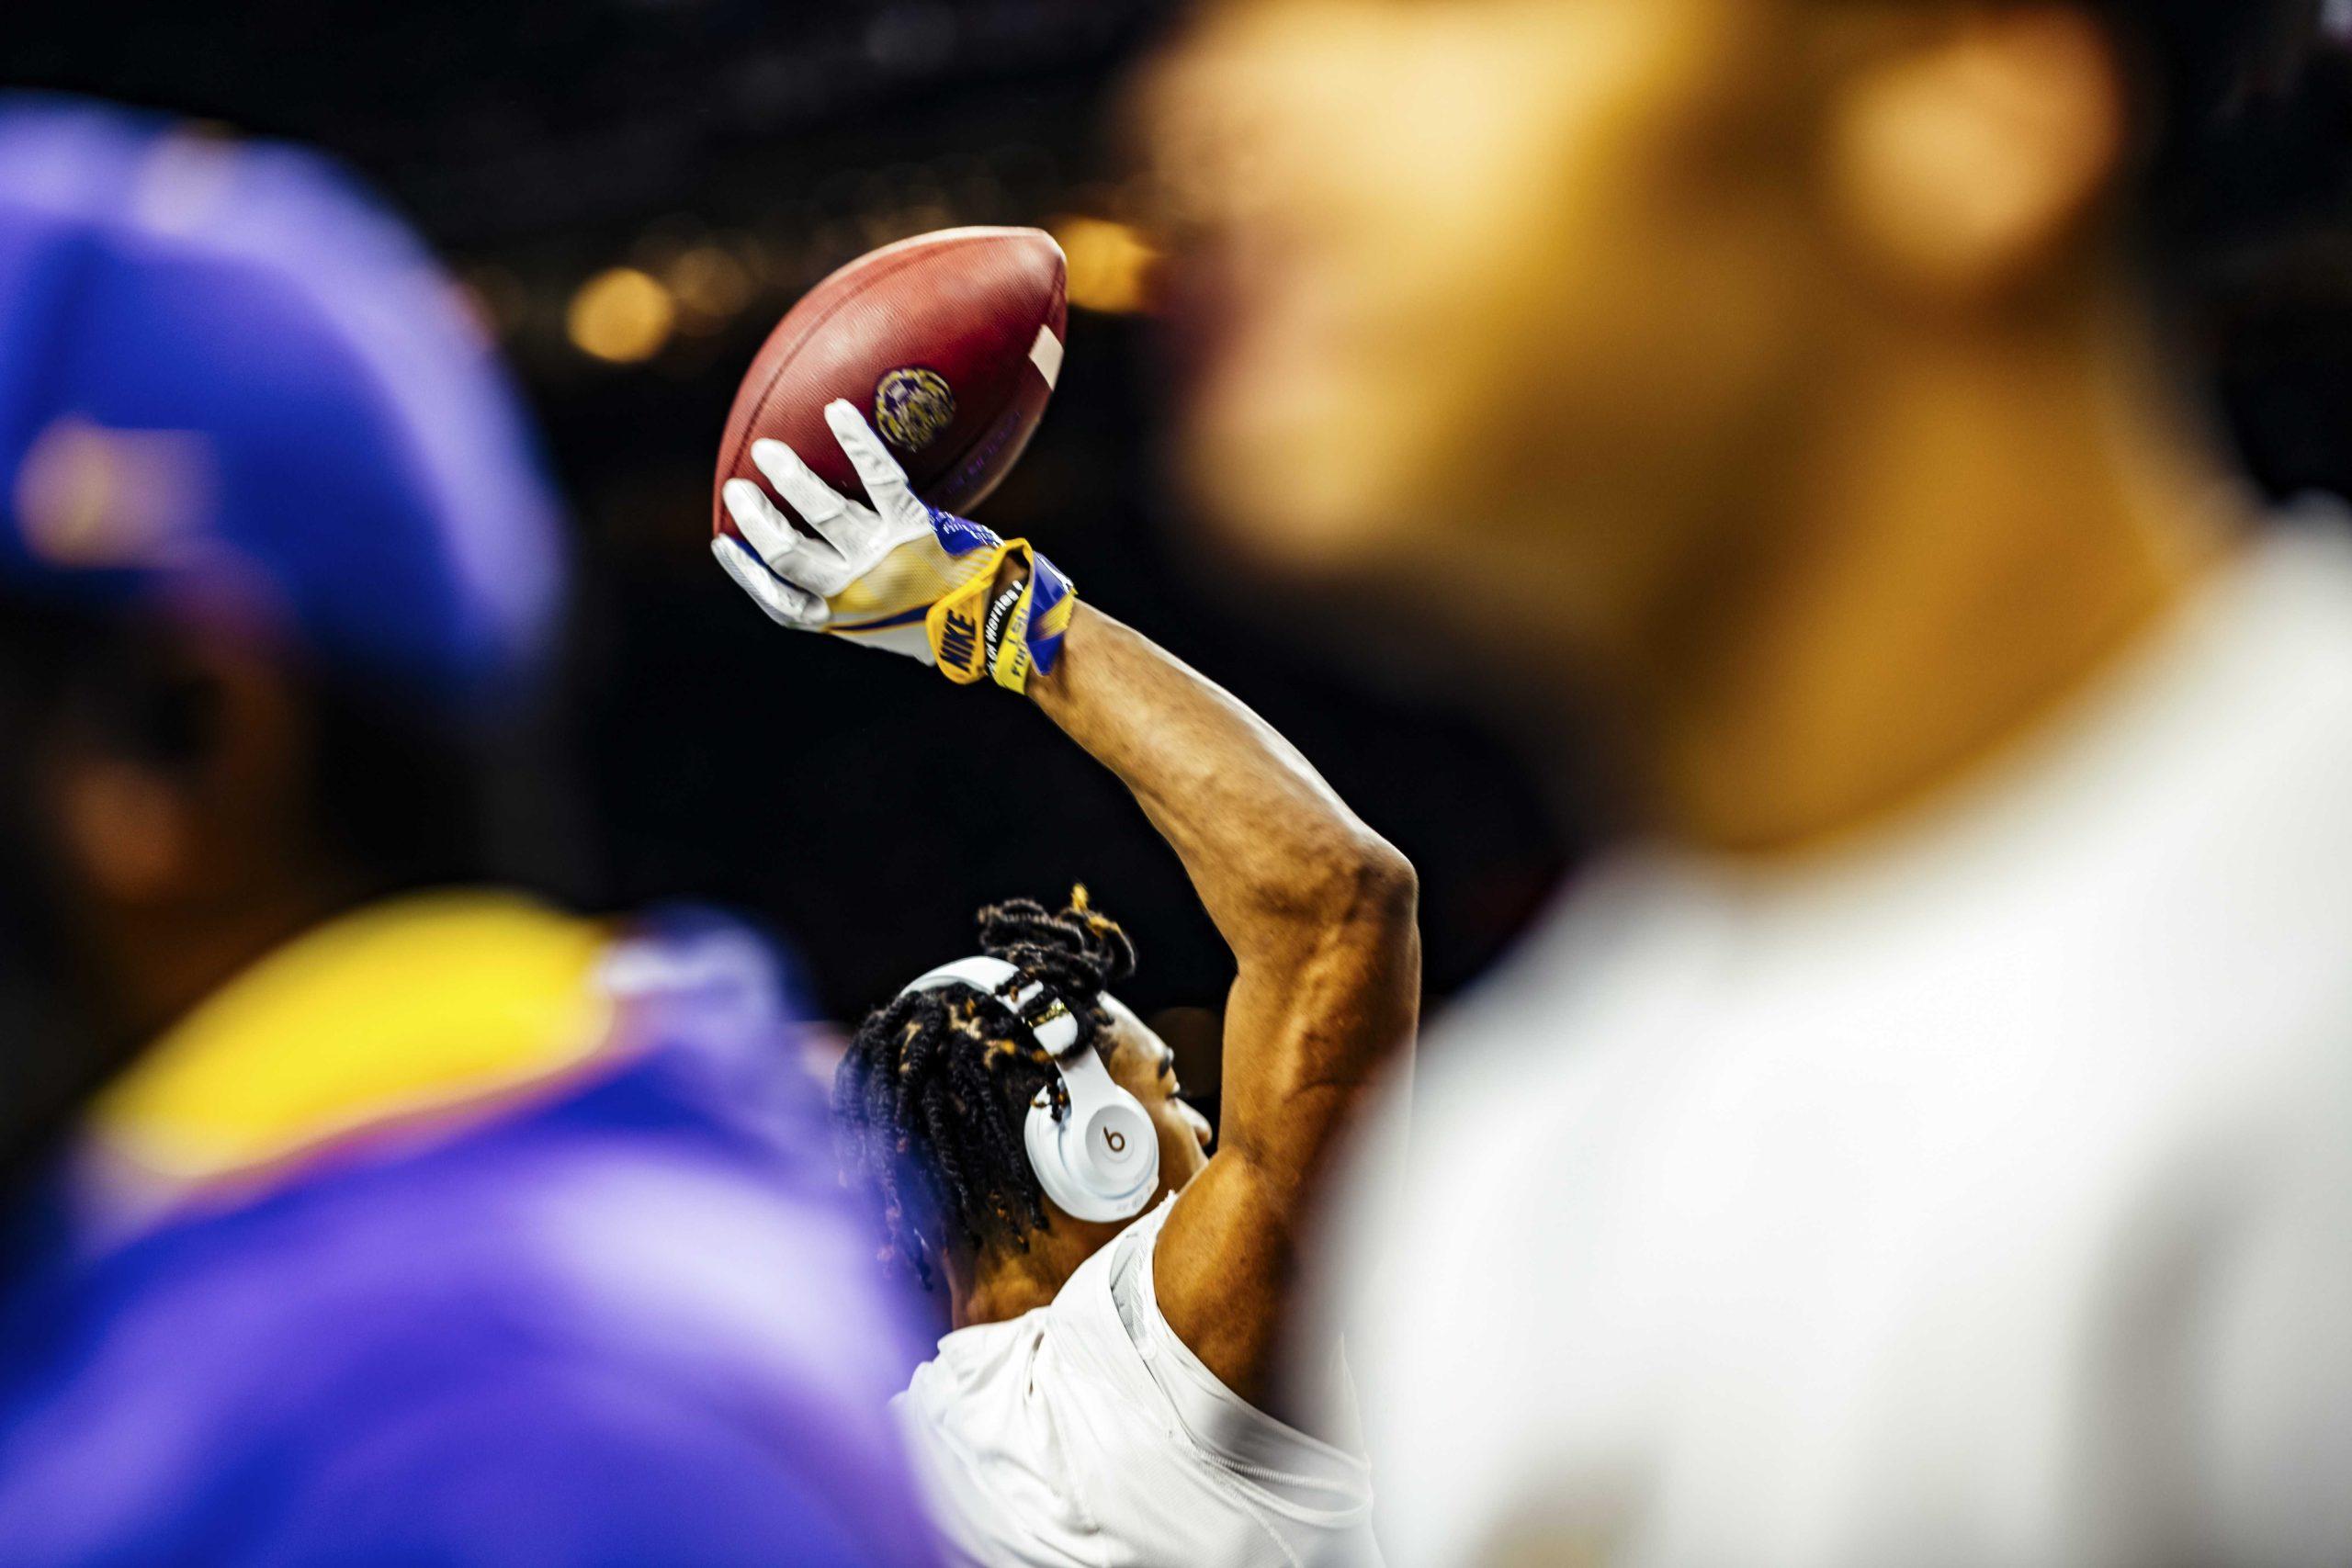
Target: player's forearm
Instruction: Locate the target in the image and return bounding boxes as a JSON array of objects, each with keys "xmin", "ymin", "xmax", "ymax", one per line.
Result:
[{"xmin": 1028, "ymin": 604, "xmax": 1414, "ymax": 959}]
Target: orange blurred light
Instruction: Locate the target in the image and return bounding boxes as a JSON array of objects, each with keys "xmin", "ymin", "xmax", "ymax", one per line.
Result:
[
  {"xmin": 667, "ymin": 245, "xmax": 755, "ymax": 329},
  {"xmin": 567, "ymin": 267, "xmax": 675, "ymax": 363},
  {"xmin": 1051, "ymin": 217, "xmax": 1159, "ymax": 315}
]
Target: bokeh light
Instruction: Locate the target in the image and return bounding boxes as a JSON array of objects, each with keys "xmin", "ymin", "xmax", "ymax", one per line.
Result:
[
  {"xmin": 1052, "ymin": 216, "xmax": 1157, "ymax": 314},
  {"xmin": 567, "ymin": 267, "xmax": 677, "ymax": 363}
]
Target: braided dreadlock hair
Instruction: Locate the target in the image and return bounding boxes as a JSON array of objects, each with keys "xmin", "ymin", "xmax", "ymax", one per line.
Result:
[{"xmin": 834, "ymin": 886, "xmax": 1138, "ymax": 1290}]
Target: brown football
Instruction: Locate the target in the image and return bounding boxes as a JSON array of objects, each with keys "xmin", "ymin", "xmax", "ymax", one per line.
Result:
[{"xmin": 713, "ymin": 226, "xmax": 1068, "ymax": 537}]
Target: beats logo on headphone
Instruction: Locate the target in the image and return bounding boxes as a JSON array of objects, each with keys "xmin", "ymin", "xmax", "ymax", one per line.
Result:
[{"xmin": 898, "ymin": 955, "xmax": 1160, "ymax": 1224}]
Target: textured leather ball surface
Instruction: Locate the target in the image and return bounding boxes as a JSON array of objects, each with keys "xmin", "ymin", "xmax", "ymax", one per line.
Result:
[{"xmin": 713, "ymin": 227, "xmax": 1068, "ymax": 537}]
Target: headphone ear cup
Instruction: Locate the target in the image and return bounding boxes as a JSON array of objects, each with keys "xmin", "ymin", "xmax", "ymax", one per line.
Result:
[
  {"xmin": 1023, "ymin": 1091, "xmax": 1087, "ymax": 1220},
  {"xmin": 1023, "ymin": 1071, "xmax": 1160, "ymax": 1224}
]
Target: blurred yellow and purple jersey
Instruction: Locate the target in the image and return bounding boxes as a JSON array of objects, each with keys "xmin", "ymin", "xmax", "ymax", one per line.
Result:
[{"xmin": 0, "ymin": 892, "xmax": 937, "ymax": 1566}]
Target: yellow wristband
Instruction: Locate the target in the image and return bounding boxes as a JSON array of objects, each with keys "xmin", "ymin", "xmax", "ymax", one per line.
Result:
[
  {"xmin": 924, "ymin": 538, "xmax": 1074, "ymax": 693},
  {"xmin": 989, "ymin": 576, "xmax": 1040, "ymax": 693},
  {"xmin": 925, "ymin": 540, "xmax": 1025, "ymax": 684}
]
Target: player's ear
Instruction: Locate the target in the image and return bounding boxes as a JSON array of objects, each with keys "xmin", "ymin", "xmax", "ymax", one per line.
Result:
[{"xmin": 1820, "ymin": 6, "xmax": 2127, "ymax": 305}]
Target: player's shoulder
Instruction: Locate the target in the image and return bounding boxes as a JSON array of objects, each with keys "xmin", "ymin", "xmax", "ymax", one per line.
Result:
[
  {"xmin": 73, "ymin": 891, "xmax": 832, "ymax": 1211},
  {"xmin": 27, "ymin": 1039, "xmax": 906, "ymax": 1406},
  {"xmin": 0, "ymin": 1165, "xmax": 927, "ymax": 1564},
  {"xmin": 899, "ymin": 1199, "xmax": 1380, "ymax": 1564},
  {"xmin": 894, "ymin": 1302, "xmax": 1100, "ymax": 1568},
  {"xmin": 899, "ymin": 1207, "xmax": 1141, "ymax": 1440}
]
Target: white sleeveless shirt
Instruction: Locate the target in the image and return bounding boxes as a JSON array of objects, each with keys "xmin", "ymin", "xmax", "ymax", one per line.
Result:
[{"xmin": 895, "ymin": 1195, "xmax": 1383, "ymax": 1567}]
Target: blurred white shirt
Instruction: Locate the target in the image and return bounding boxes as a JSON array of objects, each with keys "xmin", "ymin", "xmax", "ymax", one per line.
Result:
[
  {"xmin": 899, "ymin": 1193, "xmax": 1383, "ymax": 1567},
  {"xmin": 1340, "ymin": 524, "xmax": 2352, "ymax": 1568}
]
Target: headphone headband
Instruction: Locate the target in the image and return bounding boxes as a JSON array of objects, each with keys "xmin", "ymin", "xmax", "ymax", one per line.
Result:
[{"xmin": 898, "ymin": 954, "xmax": 1081, "ymax": 1055}]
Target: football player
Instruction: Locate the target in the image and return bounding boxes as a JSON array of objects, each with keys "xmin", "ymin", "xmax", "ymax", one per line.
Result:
[
  {"xmin": 1148, "ymin": 0, "xmax": 2352, "ymax": 1562},
  {"xmin": 715, "ymin": 401, "xmax": 1419, "ymax": 1565},
  {"xmin": 0, "ymin": 96, "xmax": 933, "ymax": 1565}
]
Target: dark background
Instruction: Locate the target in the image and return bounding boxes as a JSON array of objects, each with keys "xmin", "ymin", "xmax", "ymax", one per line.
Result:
[
  {"xmin": 0, "ymin": 0, "xmax": 1571, "ymax": 1093},
  {"xmin": 9, "ymin": 0, "xmax": 2350, "ymax": 1093}
]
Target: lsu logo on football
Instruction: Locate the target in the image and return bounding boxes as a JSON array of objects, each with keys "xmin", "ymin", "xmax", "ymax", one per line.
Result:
[{"xmin": 875, "ymin": 367, "xmax": 957, "ymax": 453}]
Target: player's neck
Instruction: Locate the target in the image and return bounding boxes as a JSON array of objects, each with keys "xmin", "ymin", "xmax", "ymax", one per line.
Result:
[
  {"xmin": 951, "ymin": 1228, "xmax": 1093, "ymax": 1329},
  {"xmin": 1635, "ymin": 296, "xmax": 2244, "ymax": 859},
  {"xmin": 105, "ymin": 872, "xmax": 364, "ymax": 1048}
]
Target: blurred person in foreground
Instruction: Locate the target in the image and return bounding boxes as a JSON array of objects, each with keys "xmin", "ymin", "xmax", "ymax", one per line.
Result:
[
  {"xmin": 1150, "ymin": 1, "xmax": 2352, "ymax": 1563},
  {"xmin": 712, "ymin": 400, "xmax": 1419, "ymax": 1563},
  {"xmin": 0, "ymin": 96, "xmax": 934, "ymax": 1566}
]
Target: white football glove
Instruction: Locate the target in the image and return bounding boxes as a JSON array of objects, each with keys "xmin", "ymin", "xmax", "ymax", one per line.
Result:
[{"xmin": 713, "ymin": 400, "xmax": 1076, "ymax": 688}]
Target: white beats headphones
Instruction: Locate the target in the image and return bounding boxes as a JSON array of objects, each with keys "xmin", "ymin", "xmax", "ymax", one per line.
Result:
[{"xmin": 898, "ymin": 955, "xmax": 1160, "ymax": 1224}]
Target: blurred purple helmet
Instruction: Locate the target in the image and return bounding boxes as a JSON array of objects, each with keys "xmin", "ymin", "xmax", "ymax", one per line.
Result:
[{"xmin": 0, "ymin": 92, "xmax": 567, "ymax": 712}]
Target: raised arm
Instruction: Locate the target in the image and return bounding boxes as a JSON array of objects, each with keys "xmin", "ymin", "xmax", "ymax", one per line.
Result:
[
  {"xmin": 1026, "ymin": 605, "xmax": 1419, "ymax": 1405},
  {"xmin": 712, "ymin": 400, "xmax": 1419, "ymax": 1407}
]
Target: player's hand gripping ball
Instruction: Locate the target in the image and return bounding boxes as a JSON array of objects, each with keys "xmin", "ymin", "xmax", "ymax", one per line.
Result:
[{"xmin": 713, "ymin": 401, "xmax": 1076, "ymax": 690}]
